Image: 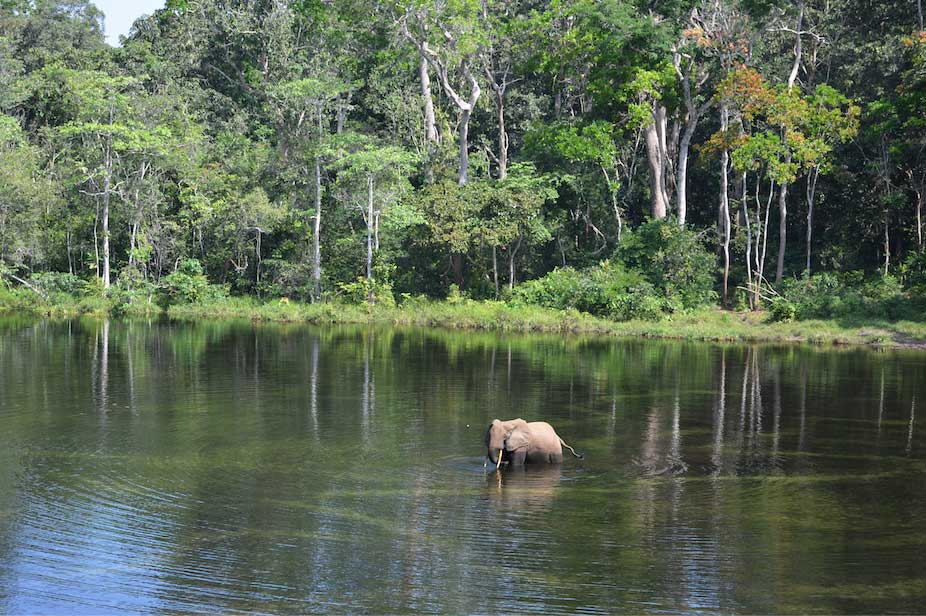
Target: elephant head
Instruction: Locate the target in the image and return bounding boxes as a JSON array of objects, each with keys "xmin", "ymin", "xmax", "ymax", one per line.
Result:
[{"xmin": 485, "ymin": 418, "xmax": 529, "ymax": 467}]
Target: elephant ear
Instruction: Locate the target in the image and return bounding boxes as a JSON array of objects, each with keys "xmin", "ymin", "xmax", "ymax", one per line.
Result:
[{"xmin": 505, "ymin": 427, "xmax": 531, "ymax": 451}]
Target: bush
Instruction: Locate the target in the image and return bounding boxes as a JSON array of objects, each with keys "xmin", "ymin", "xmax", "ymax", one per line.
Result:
[
  {"xmin": 510, "ymin": 261, "xmax": 672, "ymax": 321},
  {"xmin": 257, "ymin": 259, "xmax": 314, "ymax": 301},
  {"xmin": 109, "ymin": 266, "xmax": 157, "ymax": 315},
  {"xmin": 28, "ymin": 272, "xmax": 90, "ymax": 296},
  {"xmin": 776, "ymin": 271, "xmax": 919, "ymax": 321},
  {"xmin": 159, "ymin": 259, "xmax": 226, "ymax": 307},
  {"xmin": 768, "ymin": 298, "xmax": 798, "ymax": 322},
  {"xmin": 336, "ymin": 277, "xmax": 396, "ymax": 308},
  {"xmin": 617, "ymin": 218, "xmax": 718, "ymax": 309},
  {"xmin": 902, "ymin": 250, "xmax": 926, "ymax": 293}
]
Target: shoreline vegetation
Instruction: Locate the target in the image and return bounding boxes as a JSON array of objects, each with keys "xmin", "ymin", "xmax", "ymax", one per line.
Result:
[
  {"xmin": 3, "ymin": 292, "xmax": 925, "ymax": 349},
  {"xmin": 4, "ymin": 3, "xmax": 926, "ymax": 356}
]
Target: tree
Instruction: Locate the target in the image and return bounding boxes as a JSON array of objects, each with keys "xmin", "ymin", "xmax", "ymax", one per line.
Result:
[
  {"xmin": 525, "ymin": 120, "xmax": 629, "ymax": 251},
  {"xmin": 0, "ymin": 114, "xmax": 61, "ymax": 276},
  {"xmin": 801, "ymin": 84, "xmax": 860, "ymax": 273},
  {"xmin": 52, "ymin": 68, "xmax": 150, "ymax": 290},
  {"xmin": 272, "ymin": 76, "xmax": 350, "ymax": 300},
  {"xmin": 484, "ymin": 163, "xmax": 556, "ymax": 291},
  {"xmin": 331, "ymin": 136, "xmax": 417, "ymax": 303},
  {"xmin": 399, "ymin": 0, "xmax": 484, "ymax": 186}
]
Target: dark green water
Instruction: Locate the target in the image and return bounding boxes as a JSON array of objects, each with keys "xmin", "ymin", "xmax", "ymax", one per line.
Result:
[{"xmin": 0, "ymin": 317, "xmax": 924, "ymax": 614}]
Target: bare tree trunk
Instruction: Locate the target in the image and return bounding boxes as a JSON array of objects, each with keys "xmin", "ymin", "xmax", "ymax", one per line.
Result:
[
  {"xmin": 805, "ymin": 167, "xmax": 819, "ymax": 273},
  {"xmin": 417, "ymin": 44, "xmax": 480, "ymax": 186},
  {"xmin": 93, "ymin": 204, "xmax": 100, "ymax": 277},
  {"xmin": 601, "ymin": 165, "xmax": 622, "ymax": 243},
  {"xmin": 459, "ymin": 108, "xmax": 471, "ymax": 186},
  {"xmin": 644, "ymin": 120, "xmax": 668, "ymax": 220},
  {"xmin": 720, "ymin": 105, "xmax": 731, "ymax": 304},
  {"xmin": 918, "ymin": 0, "xmax": 924, "ymax": 31},
  {"xmin": 492, "ymin": 245, "xmax": 499, "ymax": 298},
  {"xmin": 495, "ymin": 89, "xmax": 508, "ymax": 180},
  {"xmin": 756, "ymin": 180, "xmax": 775, "ymax": 307},
  {"xmin": 777, "ymin": 2, "xmax": 804, "ymax": 284},
  {"xmin": 741, "ymin": 173, "xmax": 754, "ymax": 309},
  {"xmin": 102, "ymin": 138, "xmax": 112, "ymax": 291},
  {"xmin": 336, "ymin": 91, "xmax": 349, "ymax": 134},
  {"xmin": 677, "ymin": 120, "xmax": 695, "ymax": 227},
  {"xmin": 787, "ymin": 3, "xmax": 804, "ymax": 90},
  {"xmin": 776, "ymin": 171, "xmax": 789, "ymax": 283},
  {"xmin": 255, "ymin": 228, "xmax": 262, "ymax": 291},
  {"xmin": 420, "ymin": 56, "xmax": 438, "ymax": 144},
  {"xmin": 508, "ymin": 236, "xmax": 521, "ymax": 290},
  {"xmin": 883, "ymin": 215, "xmax": 891, "ymax": 276},
  {"xmin": 673, "ymin": 55, "xmax": 709, "ymax": 228},
  {"xmin": 917, "ymin": 191, "xmax": 924, "ymax": 251},
  {"xmin": 128, "ymin": 161, "xmax": 147, "ymax": 268},
  {"xmin": 312, "ymin": 132, "xmax": 323, "ymax": 300},
  {"xmin": 367, "ymin": 174, "xmax": 374, "ymax": 304}
]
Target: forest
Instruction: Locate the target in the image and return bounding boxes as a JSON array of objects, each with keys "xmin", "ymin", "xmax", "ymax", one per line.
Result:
[{"xmin": 1, "ymin": 0, "xmax": 925, "ymax": 325}]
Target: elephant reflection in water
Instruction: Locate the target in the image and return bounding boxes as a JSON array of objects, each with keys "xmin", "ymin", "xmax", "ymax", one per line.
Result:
[{"xmin": 487, "ymin": 464, "xmax": 564, "ymax": 513}]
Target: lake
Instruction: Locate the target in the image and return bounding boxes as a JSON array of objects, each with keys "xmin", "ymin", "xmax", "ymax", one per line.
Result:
[{"xmin": 0, "ymin": 317, "xmax": 924, "ymax": 614}]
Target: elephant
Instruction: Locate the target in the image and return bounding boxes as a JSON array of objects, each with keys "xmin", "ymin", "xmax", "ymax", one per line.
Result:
[{"xmin": 484, "ymin": 418, "xmax": 583, "ymax": 468}]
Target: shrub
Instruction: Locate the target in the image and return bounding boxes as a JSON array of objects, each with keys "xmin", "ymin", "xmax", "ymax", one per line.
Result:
[
  {"xmin": 767, "ymin": 298, "xmax": 798, "ymax": 322},
  {"xmin": 337, "ymin": 277, "xmax": 396, "ymax": 308},
  {"xmin": 257, "ymin": 259, "xmax": 315, "ymax": 300},
  {"xmin": 109, "ymin": 266, "xmax": 157, "ymax": 315},
  {"xmin": 28, "ymin": 272, "xmax": 90, "ymax": 296},
  {"xmin": 510, "ymin": 261, "xmax": 671, "ymax": 321},
  {"xmin": 617, "ymin": 218, "xmax": 718, "ymax": 309},
  {"xmin": 776, "ymin": 271, "xmax": 918, "ymax": 321},
  {"xmin": 159, "ymin": 259, "xmax": 226, "ymax": 307},
  {"xmin": 902, "ymin": 250, "xmax": 926, "ymax": 293}
]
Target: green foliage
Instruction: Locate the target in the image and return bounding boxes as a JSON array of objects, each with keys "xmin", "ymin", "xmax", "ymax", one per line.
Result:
[
  {"xmin": 617, "ymin": 219, "xmax": 718, "ymax": 309},
  {"xmin": 28, "ymin": 272, "xmax": 89, "ymax": 296},
  {"xmin": 774, "ymin": 272, "xmax": 921, "ymax": 322},
  {"xmin": 767, "ymin": 297, "xmax": 798, "ymax": 323},
  {"xmin": 0, "ymin": 0, "xmax": 923, "ymax": 327},
  {"xmin": 902, "ymin": 251, "xmax": 926, "ymax": 293},
  {"xmin": 337, "ymin": 277, "xmax": 396, "ymax": 308},
  {"xmin": 158, "ymin": 259, "xmax": 226, "ymax": 307},
  {"xmin": 509, "ymin": 261, "xmax": 672, "ymax": 321},
  {"xmin": 108, "ymin": 266, "xmax": 157, "ymax": 315}
]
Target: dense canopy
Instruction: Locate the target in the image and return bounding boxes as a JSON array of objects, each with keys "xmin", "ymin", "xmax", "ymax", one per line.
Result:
[{"xmin": 1, "ymin": 0, "xmax": 924, "ymax": 317}]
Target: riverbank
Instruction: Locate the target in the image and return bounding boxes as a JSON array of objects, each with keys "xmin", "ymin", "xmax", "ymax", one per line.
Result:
[{"xmin": 3, "ymin": 290, "xmax": 925, "ymax": 348}]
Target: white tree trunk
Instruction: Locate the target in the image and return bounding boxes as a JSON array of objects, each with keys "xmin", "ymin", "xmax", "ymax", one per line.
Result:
[
  {"xmin": 312, "ymin": 110, "xmax": 323, "ymax": 301},
  {"xmin": 420, "ymin": 55, "xmax": 438, "ymax": 144},
  {"xmin": 719, "ymin": 105, "xmax": 731, "ymax": 304},
  {"xmin": 644, "ymin": 121, "xmax": 668, "ymax": 220},
  {"xmin": 776, "ymin": 171, "xmax": 788, "ymax": 283},
  {"xmin": 102, "ymin": 139, "xmax": 112, "ymax": 290},
  {"xmin": 805, "ymin": 167, "xmax": 819, "ymax": 273},
  {"xmin": 495, "ymin": 89, "xmax": 508, "ymax": 180},
  {"xmin": 366, "ymin": 174, "xmax": 374, "ymax": 304},
  {"xmin": 777, "ymin": 1, "xmax": 803, "ymax": 284}
]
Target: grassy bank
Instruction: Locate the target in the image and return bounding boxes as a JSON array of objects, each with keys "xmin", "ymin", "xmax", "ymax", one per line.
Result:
[{"xmin": 3, "ymin": 288, "xmax": 925, "ymax": 348}]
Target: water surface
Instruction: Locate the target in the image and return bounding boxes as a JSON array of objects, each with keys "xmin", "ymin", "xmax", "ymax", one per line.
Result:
[{"xmin": 0, "ymin": 317, "xmax": 924, "ymax": 613}]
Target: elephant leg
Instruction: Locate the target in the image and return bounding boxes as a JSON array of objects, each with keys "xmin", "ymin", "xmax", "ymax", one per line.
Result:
[
  {"xmin": 527, "ymin": 450, "xmax": 563, "ymax": 464},
  {"xmin": 508, "ymin": 449, "xmax": 527, "ymax": 466}
]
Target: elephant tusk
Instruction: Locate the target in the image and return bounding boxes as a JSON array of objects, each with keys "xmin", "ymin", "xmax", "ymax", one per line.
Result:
[{"xmin": 496, "ymin": 448, "xmax": 503, "ymax": 470}]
